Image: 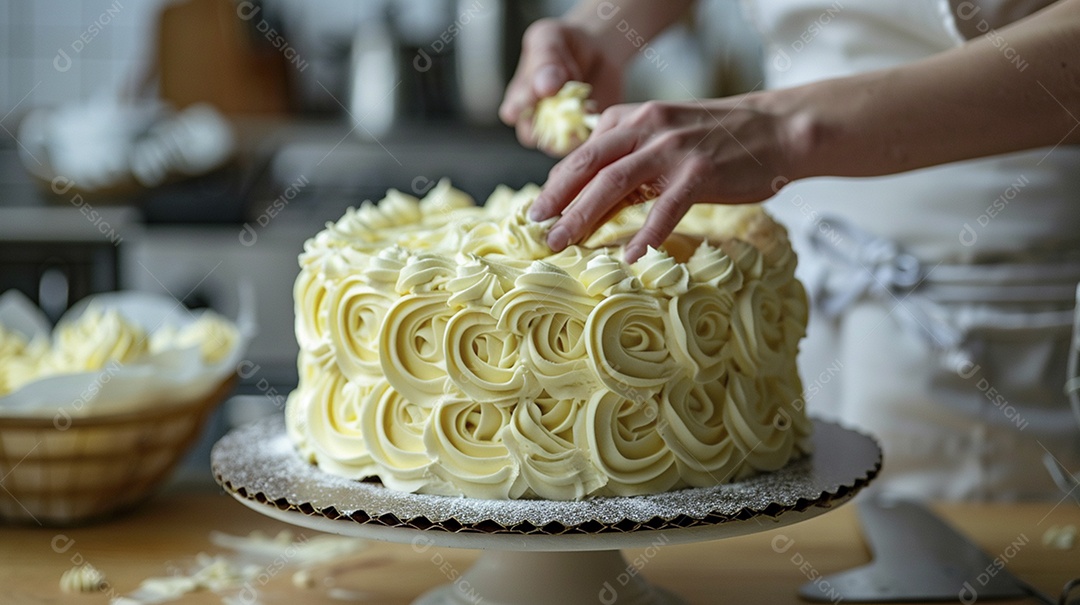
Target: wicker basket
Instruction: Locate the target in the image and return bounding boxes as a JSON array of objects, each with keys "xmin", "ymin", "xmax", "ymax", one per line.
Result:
[{"xmin": 0, "ymin": 377, "xmax": 236, "ymax": 526}]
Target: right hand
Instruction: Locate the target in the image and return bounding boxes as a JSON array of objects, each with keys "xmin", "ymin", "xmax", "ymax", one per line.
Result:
[{"xmin": 499, "ymin": 19, "xmax": 623, "ymax": 154}]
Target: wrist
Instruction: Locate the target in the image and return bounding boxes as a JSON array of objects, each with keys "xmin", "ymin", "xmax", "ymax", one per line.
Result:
[
  {"xmin": 765, "ymin": 82, "xmax": 841, "ymax": 182},
  {"xmin": 563, "ymin": 4, "xmax": 641, "ymax": 67}
]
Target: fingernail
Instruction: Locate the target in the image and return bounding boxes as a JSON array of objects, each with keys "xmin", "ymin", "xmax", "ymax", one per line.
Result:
[
  {"xmin": 547, "ymin": 225, "xmax": 570, "ymax": 251},
  {"xmin": 534, "ymin": 65, "xmax": 563, "ymax": 96},
  {"xmin": 528, "ymin": 196, "xmax": 549, "ymax": 221}
]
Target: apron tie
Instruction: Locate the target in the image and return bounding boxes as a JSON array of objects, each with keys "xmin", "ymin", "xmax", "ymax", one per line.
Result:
[
  {"xmin": 805, "ymin": 215, "xmax": 965, "ymax": 356},
  {"xmin": 803, "ymin": 216, "xmax": 1080, "ymax": 393},
  {"xmin": 807, "ymin": 216, "xmax": 922, "ymax": 318}
]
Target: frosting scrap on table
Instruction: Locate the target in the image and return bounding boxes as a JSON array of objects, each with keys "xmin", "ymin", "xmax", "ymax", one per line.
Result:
[
  {"xmin": 60, "ymin": 563, "xmax": 107, "ymax": 593},
  {"xmin": 106, "ymin": 529, "xmax": 368, "ymax": 605}
]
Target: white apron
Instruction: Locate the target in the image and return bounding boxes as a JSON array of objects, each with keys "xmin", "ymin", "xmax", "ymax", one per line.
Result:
[{"xmin": 743, "ymin": 0, "xmax": 1080, "ymax": 500}]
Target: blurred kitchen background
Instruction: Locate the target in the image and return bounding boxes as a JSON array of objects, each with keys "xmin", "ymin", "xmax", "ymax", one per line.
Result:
[{"xmin": 0, "ymin": 0, "xmax": 765, "ymax": 482}]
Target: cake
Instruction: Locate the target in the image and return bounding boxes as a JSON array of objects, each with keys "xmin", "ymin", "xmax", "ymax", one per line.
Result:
[{"xmin": 284, "ymin": 179, "xmax": 812, "ymax": 500}]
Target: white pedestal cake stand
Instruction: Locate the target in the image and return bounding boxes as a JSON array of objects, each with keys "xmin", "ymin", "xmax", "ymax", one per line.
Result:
[{"xmin": 212, "ymin": 418, "xmax": 881, "ymax": 605}]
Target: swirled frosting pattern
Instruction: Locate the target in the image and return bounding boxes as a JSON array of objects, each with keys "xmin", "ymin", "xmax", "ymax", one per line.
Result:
[{"xmin": 287, "ymin": 181, "xmax": 811, "ymax": 499}]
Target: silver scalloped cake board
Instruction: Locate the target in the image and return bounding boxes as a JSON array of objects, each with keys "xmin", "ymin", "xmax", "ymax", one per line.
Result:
[{"xmin": 212, "ymin": 417, "xmax": 881, "ymax": 605}]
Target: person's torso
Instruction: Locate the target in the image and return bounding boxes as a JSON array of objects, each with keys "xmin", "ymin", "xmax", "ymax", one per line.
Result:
[{"xmin": 743, "ymin": 0, "xmax": 1080, "ymax": 263}]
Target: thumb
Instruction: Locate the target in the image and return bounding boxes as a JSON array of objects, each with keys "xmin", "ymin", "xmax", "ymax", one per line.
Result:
[{"xmin": 533, "ymin": 64, "xmax": 568, "ymax": 98}]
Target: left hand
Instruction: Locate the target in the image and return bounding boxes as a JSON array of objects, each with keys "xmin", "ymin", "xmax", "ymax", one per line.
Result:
[{"xmin": 529, "ymin": 94, "xmax": 802, "ymax": 262}]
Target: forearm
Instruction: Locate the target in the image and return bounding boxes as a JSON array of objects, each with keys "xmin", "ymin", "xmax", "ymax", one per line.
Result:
[
  {"xmin": 564, "ymin": 0, "xmax": 695, "ymax": 66},
  {"xmin": 783, "ymin": 0, "xmax": 1080, "ymax": 180}
]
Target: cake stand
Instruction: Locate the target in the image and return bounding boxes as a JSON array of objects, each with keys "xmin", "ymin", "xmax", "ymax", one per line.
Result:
[{"xmin": 212, "ymin": 417, "xmax": 881, "ymax": 605}]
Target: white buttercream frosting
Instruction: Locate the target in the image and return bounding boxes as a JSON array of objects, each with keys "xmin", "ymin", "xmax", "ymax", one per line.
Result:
[
  {"xmin": 532, "ymin": 81, "xmax": 597, "ymax": 155},
  {"xmin": 286, "ymin": 181, "xmax": 810, "ymax": 500},
  {"xmin": 0, "ymin": 300, "xmax": 242, "ymax": 406},
  {"xmin": 150, "ymin": 313, "xmax": 239, "ymax": 364},
  {"xmin": 51, "ymin": 306, "xmax": 149, "ymax": 373}
]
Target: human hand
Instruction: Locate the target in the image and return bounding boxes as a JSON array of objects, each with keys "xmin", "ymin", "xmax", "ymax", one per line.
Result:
[
  {"xmin": 529, "ymin": 95, "xmax": 802, "ymax": 262},
  {"xmin": 498, "ymin": 18, "xmax": 622, "ymax": 154}
]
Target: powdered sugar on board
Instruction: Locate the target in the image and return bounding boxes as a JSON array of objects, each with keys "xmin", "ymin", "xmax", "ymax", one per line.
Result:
[{"xmin": 212, "ymin": 416, "xmax": 880, "ymax": 530}]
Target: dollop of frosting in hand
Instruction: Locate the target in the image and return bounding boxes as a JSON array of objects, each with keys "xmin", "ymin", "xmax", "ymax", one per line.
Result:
[{"xmin": 532, "ymin": 81, "xmax": 596, "ymax": 155}]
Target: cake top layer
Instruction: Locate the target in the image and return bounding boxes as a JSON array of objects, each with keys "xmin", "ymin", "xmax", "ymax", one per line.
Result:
[{"xmin": 299, "ymin": 179, "xmax": 793, "ymax": 290}]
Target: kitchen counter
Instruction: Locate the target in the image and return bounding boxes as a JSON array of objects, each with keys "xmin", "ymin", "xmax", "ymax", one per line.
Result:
[{"xmin": 1, "ymin": 491, "xmax": 1077, "ymax": 604}]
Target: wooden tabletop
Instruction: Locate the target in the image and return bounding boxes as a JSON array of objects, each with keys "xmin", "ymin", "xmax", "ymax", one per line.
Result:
[{"xmin": 2, "ymin": 489, "xmax": 1077, "ymax": 604}]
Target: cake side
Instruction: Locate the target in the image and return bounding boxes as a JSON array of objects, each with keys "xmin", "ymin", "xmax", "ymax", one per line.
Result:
[{"xmin": 285, "ymin": 181, "xmax": 811, "ymax": 500}]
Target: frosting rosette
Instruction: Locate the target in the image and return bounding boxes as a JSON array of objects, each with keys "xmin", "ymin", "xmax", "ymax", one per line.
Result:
[
  {"xmin": 396, "ymin": 218, "xmax": 469, "ymax": 252},
  {"xmin": 328, "ymin": 189, "xmax": 423, "ymax": 246},
  {"xmin": 379, "ymin": 293, "xmax": 453, "ymax": 406},
  {"xmin": 583, "ymin": 389, "xmax": 680, "ymax": 496},
  {"xmin": 288, "ymin": 182, "xmax": 811, "ymax": 500},
  {"xmin": 396, "ymin": 254, "xmax": 456, "ymax": 294},
  {"xmin": 503, "ymin": 393, "xmax": 606, "ymax": 500},
  {"xmin": 665, "ymin": 284, "xmax": 736, "ymax": 383},
  {"xmin": 585, "ymin": 293, "xmax": 680, "ymax": 401},
  {"xmin": 360, "ymin": 379, "xmax": 442, "ymax": 493},
  {"xmin": 444, "ymin": 308, "xmax": 537, "ymax": 403},
  {"xmin": 458, "ymin": 221, "xmax": 508, "ymax": 257},
  {"xmin": 723, "ymin": 372, "xmax": 797, "ymax": 472},
  {"xmin": 493, "ymin": 261, "xmax": 598, "ymax": 398},
  {"xmin": 446, "ymin": 257, "xmax": 518, "ymax": 309},
  {"xmin": 423, "ymin": 396, "xmax": 524, "ymax": 499},
  {"xmin": 631, "ymin": 247, "xmax": 689, "ymax": 296},
  {"xmin": 656, "ymin": 378, "xmax": 744, "ymax": 486},
  {"xmin": 326, "ymin": 275, "xmax": 395, "ymax": 382},
  {"xmin": 721, "ymin": 238, "xmax": 765, "ymax": 282},
  {"xmin": 578, "ymin": 253, "xmax": 642, "ymax": 297},
  {"xmin": 294, "ymin": 265, "xmax": 332, "ymax": 350},
  {"xmin": 544, "ymin": 245, "xmax": 597, "ymax": 280},
  {"xmin": 419, "ymin": 178, "xmax": 476, "ymax": 227},
  {"xmin": 728, "ymin": 281, "xmax": 786, "ymax": 377},
  {"xmin": 301, "ymin": 368, "xmax": 379, "ymax": 479},
  {"xmin": 496, "ymin": 188, "xmax": 556, "ymax": 260},
  {"xmin": 687, "ymin": 242, "xmax": 742, "ymax": 290},
  {"xmin": 363, "ymin": 245, "xmax": 409, "ymax": 287}
]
